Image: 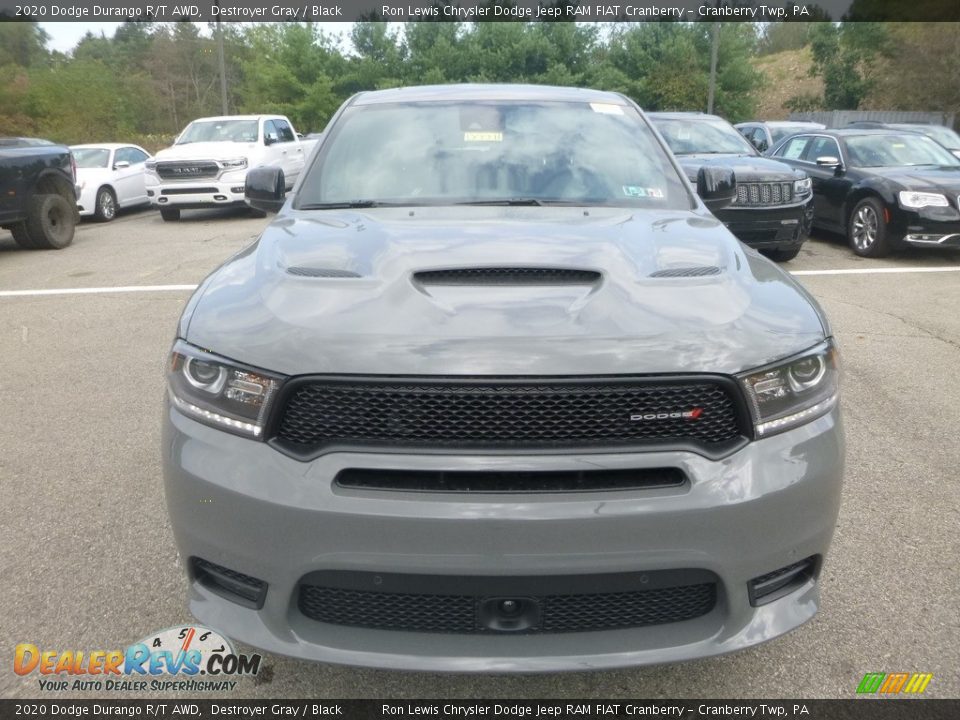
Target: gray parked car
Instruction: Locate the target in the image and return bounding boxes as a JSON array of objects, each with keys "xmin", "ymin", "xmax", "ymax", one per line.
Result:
[{"xmin": 162, "ymin": 84, "xmax": 844, "ymax": 672}]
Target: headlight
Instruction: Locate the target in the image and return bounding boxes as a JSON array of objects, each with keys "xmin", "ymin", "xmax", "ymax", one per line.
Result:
[
  {"xmin": 793, "ymin": 177, "xmax": 812, "ymax": 196},
  {"xmin": 221, "ymin": 157, "xmax": 248, "ymax": 169},
  {"xmin": 738, "ymin": 340, "xmax": 839, "ymax": 438},
  {"xmin": 898, "ymin": 191, "xmax": 949, "ymax": 209},
  {"xmin": 167, "ymin": 340, "xmax": 284, "ymax": 439}
]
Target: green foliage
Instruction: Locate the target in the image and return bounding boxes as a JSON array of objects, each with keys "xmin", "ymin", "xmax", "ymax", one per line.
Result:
[{"xmin": 808, "ymin": 22, "xmax": 891, "ymax": 109}]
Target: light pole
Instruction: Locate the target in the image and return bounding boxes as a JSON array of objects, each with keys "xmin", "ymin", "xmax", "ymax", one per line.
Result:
[{"xmin": 707, "ymin": 22, "xmax": 719, "ymax": 114}]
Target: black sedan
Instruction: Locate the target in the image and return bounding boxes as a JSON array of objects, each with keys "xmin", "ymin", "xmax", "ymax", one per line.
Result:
[
  {"xmin": 769, "ymin": 129, "xmax": 960, "ymax": 257},
  {"xmin": 650, "ymin": 112, "xmax": 814, "ymax": 262}
]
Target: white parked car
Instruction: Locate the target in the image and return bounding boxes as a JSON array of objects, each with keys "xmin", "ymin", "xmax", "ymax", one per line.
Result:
[
  {"xmin": 145, "ymin": 115, "xmax": 306, "ymax": 221},
  {"xmin": 71, "ymin": 143, "xmax": 152, "ymax": 221}
]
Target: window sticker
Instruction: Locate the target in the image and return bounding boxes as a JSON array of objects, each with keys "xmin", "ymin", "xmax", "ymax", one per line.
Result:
[
  {"xmin": 590, "ymin": 103, "xmax": 624, "ymax": 115},
  {"xmin": 783, "ymin": 140, "xmax": 807, "ymax": 160},
  {"xmin": 464, "ymin": 131, "xmax": 503, "ymax": 142},
  {"xmin": 623, "ymin": 186, "xmax": 665, "ymax": 198}
]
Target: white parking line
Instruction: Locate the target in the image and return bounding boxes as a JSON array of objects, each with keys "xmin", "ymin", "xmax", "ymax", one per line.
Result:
[
  {"xmin": 791, "ymin": 267, "xmax": 960, "ymax": 276},
  {"xmin": 0, "ymin": 284, "xmax": 198, "ymax": 297},
  {"xmin": 2, "ymin": 266, "xmax": 960, "ymax": 298}
]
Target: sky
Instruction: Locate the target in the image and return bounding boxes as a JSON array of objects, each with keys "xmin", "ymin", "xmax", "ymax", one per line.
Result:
[{"xmin": 40, "ymin": 22, "xmax": 353, "ymax": 54}]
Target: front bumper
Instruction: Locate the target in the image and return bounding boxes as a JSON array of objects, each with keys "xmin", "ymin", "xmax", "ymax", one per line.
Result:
[
  {"xmin": 895, "ymin": 205, "xmax": 960, "ymax": 248},
  {"xmin": 714, "ymin": 198, "xmax": 814, "ymax": 251},
  {"xmin": 147, "ymin": 174, "xmax": 248, "ymax": 210},
  {"xmin": 162, "ymin": 404, "xmax": 843, "ymax": 672}
]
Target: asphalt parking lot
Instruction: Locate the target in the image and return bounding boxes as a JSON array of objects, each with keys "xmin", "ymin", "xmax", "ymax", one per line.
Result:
[{"xmin": 1, "ymin": 207, "xmax": 958, "ymax": 699}]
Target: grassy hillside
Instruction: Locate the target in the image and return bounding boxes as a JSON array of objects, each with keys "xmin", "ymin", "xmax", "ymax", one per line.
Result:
[{"xmin": 750, "ymin": 47, "xmax": 823, "ymax": 120}]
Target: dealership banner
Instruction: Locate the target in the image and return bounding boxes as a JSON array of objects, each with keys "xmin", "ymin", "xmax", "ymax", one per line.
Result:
[
  {"xmin": 1, "ymin": 0, "xmax": 959, "ymax": 22},
  {"xmin": 2, "ymin": 700, "xmax": 960, "ymax": 719}
]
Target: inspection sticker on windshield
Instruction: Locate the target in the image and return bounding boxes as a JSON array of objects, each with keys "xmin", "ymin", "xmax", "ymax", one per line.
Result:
[
  {"xmin": 623, "ymin": 186, "xmax": 664, "ymax": 198},
  {"xmin": 464, "ymin": 131, "xmax": 503, "ymax": 142},
  {"xmin": 590, "ymin": 103, "xmax": 624, "ymax": 115}
]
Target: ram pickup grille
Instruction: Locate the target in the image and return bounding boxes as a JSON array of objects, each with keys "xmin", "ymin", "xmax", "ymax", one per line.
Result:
[
  {"xmin": 298, "ymin": 571, "xmax": 717, "ymax": 634},
  {"xmin": 156, "ymin": 161, "xmax": 220, "ymax": 181},
  {"xmin": 734, "ymin": 182, "xmax": 793, "ymax": 206},
  {"xmin": 272, "ymin": 377, "xmax": 746, "ymax": 454}
]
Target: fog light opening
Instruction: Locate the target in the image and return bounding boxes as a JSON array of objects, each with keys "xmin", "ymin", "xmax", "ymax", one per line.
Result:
[
  {"xmin": 747, "ymin": 556, "xmax": 819, "ymax": 607},
  {"xmin": 191, "ymin": 557, "xmax": 268, "ymax": 610}
]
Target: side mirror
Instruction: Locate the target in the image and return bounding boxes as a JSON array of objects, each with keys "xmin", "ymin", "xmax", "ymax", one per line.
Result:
[
  {"xmin": 264, "ymin": 134, "xmax": 278, "ymax": 146},
  {"xmin": 245, "ymin": 167, "xmax": 286, "ymax": 214},
  {"xmin": 815, "ymin": 156, "xmax": 842, "ymax": 169},
  {"xmin": 756, "ymin": 139, "xmax": 769, "ymax": 153},
  {"xmin": 114, "ymin": 161, "xmax": 130, "ymax": 169},
  {"xmin": 696, "ymin": 166, "xmax": 736, "ymax": 211}
]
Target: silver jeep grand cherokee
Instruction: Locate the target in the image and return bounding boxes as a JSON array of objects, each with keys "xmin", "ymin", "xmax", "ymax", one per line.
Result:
[{"xmin": 162, "ymin": 85, "xmax": 844, "ymax": 672}]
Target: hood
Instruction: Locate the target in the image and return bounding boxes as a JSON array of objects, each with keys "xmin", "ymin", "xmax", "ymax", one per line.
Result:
[
  {"xmin": 675, "ymin": 154, "xmax": 804, "ymax": 183},
  {"xmin": 155, "ymin": 141, "xmax": 259, "ymax": 161},
  {"xmin": 183, "ymin": 206, "xmax": 827, "ymax": 377},
  {"xmin": 870, "ymin": 166, "xmax": 960, "ymax": 194}
]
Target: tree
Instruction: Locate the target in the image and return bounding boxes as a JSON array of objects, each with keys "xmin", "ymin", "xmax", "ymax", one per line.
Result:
[{"xmin": 808, "ymin": 22, "xmax": 890, "ymax": 109}]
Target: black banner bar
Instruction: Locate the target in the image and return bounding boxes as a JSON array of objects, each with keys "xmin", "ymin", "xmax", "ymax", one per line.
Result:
[
  {"xmin": 1, "ymin": 0, "xmax": 959, "ymax": 22},
  {"xmin": 1, "ymin": 700, "xmax": 959, "ymax": 720}
]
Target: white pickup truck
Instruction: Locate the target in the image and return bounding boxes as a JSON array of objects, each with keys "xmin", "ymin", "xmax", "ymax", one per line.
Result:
[{"xmin": 146, "ymin": 115, "xmax": 305, "ymax": 221}]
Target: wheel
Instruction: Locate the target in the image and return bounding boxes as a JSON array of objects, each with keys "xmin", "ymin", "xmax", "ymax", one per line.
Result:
[
  {"xmin": 160, "ymin": 207, "xmax": 181, "ymax": 222},
  {"xmin": 10, "ymin": 223, "xmax": 37, "ymax": 249},
  {"xmin": 248, "ymin": 207, "xmax": 267, "ymax": 219},
  {"xmin": 24, "ymin": 193, "xmax": 75, "ymax": 249},
  {"xmin": 763, "ymin": 245, "xmax": 802, "ymax": 262},
  {"xmin": 94, "ymin": 187, "xmax": 117, "ymax": 222},
  {"xmin": 848, "ymin": 197, "xmax": 892, "ymax": 257}
]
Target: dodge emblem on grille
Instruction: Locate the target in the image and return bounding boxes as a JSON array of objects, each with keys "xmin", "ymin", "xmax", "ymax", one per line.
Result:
[{"xmin": 631, "ymin": 408, "xmax": 703, "ymax": 421}]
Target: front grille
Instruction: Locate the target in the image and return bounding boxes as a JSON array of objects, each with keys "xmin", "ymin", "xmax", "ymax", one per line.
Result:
[
  {"xmin": 161, "ymin": 187, "xmax": 219, "ymax": 195},
  {"xmin": 298, "ymin": 571, "xmax": 717, "ymax": 634},
  {"xmin": 335, "ymin": 467, "xmax": 687, "ymax": 493},
  {"xmin": 156, "ymin": 161, "xmax": 220, "ymax": 181},
  {"xmin": 735, "ymin": 182, "xmax": 793, "ymax": 206},
  {"xmin": 415, "ymin": 268, "xmax": 600, "ymax": 285},
  {"xmin": 272, "ymin": 377, "xmax": 746, "ymax": 455}
]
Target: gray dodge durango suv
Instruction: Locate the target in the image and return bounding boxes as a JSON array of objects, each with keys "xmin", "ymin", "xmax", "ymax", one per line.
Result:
[{"xmin": 162, "ymin": 84, "xmax": 844, "ymax": 672}]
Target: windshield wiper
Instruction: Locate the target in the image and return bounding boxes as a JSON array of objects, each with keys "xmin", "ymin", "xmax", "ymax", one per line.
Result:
[
  {"xmin": 453, "ymin": 198, "xmax": 546, "ymax": 206},
  {"xmin": 299, "ymin": 200, "xmax": 398, "ymax": 209}
]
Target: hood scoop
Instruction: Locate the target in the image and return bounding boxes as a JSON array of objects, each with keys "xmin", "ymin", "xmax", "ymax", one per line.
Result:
[
  {"xmin": 649, "ymin": 266, "xmax": 722, "ymax": 278},
  {"xmin": 414, "ymin": 267, "xmax": 601, "ymax": 286},
  {"xmin": 287, "ymin": 266, "xmax": 362, "ymax": 278}
]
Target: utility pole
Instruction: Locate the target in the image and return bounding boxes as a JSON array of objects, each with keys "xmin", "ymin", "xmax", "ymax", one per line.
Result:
[
  {"xmin": 707, "ymin": 23, "xmax": 719, "ymax": 114},
  {"xmin": 215, "ymin": 2, "xmax": 228, "ymax": 115}
]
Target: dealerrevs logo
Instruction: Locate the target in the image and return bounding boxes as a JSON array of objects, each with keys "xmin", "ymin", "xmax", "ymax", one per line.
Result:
[{"xmin": 14, "ymin": 626, "xmax": 261, "ymax": 692}]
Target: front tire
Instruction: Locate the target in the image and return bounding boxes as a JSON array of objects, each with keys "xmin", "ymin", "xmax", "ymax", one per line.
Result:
[
  {"xmin": 24, "ymin": 193, "xmax": 75, "ymax": 249},
  {"xmin": 763, "ymin": 245, "xmax": 802, "ymax": 263},
  {"xmin": 94, "ymin": 187, "xmax": 118, "ymax": 222},
  {"xmin": 848, "ymin": 197, "xmax": 892, "ymax": 257},
  {"xmin": 160, "ymin": 207, "xmax": 181, "ymax": 222}
]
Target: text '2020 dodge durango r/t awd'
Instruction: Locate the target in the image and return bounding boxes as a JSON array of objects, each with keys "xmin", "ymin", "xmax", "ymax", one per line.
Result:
[{"xmin": 162, "ymin": 85, "xmax": 844, "ymax": 672}]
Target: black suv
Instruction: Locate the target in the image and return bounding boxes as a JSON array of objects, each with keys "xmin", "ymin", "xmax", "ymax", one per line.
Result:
[{"xmin": 650, "ymin": 113, "xmax": 814, "ymax": 262}]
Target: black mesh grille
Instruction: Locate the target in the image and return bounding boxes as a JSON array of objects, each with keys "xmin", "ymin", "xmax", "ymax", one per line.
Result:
[
  {"xmin": 735, "ymin": 182, "xmax": 794, "ymax": 206},
  {"xmin": 298, "ymin": 581, "xmax": 716, "ymax": 634},
  {"xmin": 415, "ymin": 268, "xmax": 600, "ymax": 285},
  {"xmin": 335, "ymin": 467, "xmax": 686, "ymax": 493},
  {"xmin": 273, "ymin": 378, "xmax": 745, "ymax": 454},
  {"xmin": 649, "ymin": 266, "xmax": 722, "ymax": 278}
]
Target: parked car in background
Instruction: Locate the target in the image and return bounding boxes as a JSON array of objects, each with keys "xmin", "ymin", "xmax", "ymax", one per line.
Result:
[
  {"xmin": 71, "ymin": 143, "xmax": 152, "ymax": 222},
  {"xmin": 0, "ymin": 137, "xmax": 78, "ymax": 249},
  {"xmin": 650, "ymin": 112, "xmax": 813, "ymax": 262},
  {"xmin": 146, "ymin": 115, "xmax": 305, "ymax": 221},
  {"xmin": 735, "ymin": 121, "xmax": 827, "ymax": 154},
  {"xmin": 770, "ymin": 128, "xmax": 960, "ymax": 257},
  {"xmin": 163, "ymin": 84, "xmax": 845, "ymax": 672},
  {"xmin": 845, "ymin": 121, "xmax": 960, "ymax": 159}
]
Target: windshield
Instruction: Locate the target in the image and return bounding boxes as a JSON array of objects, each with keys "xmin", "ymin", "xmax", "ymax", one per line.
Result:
[
  {"xmin": 889, "ymin": 124, "xmax": 960, "ymax": 150},
  {"xmin": 176, "ymin": 120, "xmax": 258, "ymax": 144},
  {"xmin": 72, "ymin": 148, "xmax": 110, "ymax": 168},
  {"xmin": 297, "ymin": 100, "xmax": 691, "ymax": 209},
  {"xmin": 845, "ymin": 134, "xmax": 960, "ymax": 167},
  {"xmin": 652, "ymin": 117, "xmax": 756, "ymax": 156},
  {"xmin": 771, "ymin": 126, "xmax": 817, "ymax": 144}
]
